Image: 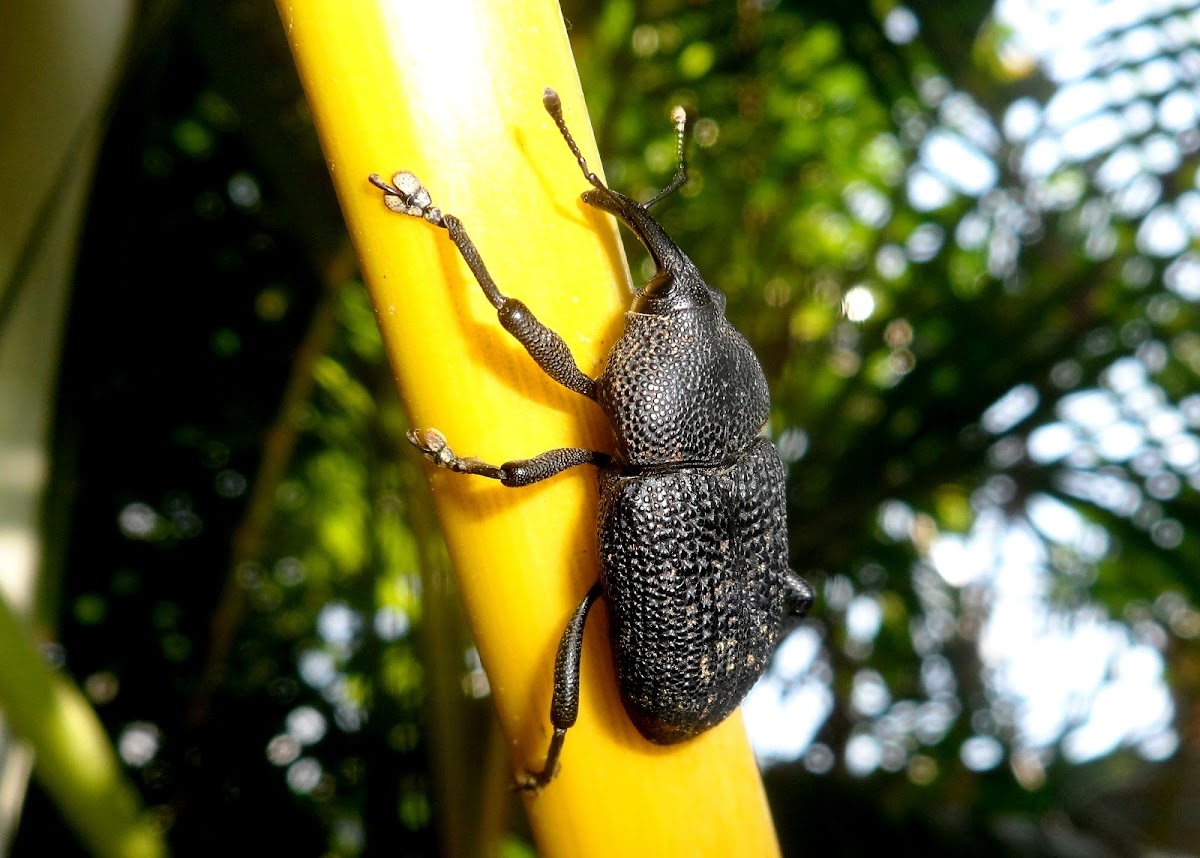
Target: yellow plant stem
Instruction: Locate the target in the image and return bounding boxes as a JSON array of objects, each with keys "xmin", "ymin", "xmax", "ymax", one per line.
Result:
[{"xmin": 276, "ymin": 1, "xmax": 782, "ymax": 855}]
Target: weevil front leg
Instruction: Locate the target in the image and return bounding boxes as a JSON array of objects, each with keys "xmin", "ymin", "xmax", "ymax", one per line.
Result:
[
  {"xmin": 409, "ymin": 428, "xmax": 610, "ymax": 487},
  {"xmin": 515, "ymin": 581, "xmax": 603, "ymax": 794},
  {"xmin": 369, "ymin": 172, "xmax": 597, "ymax": 400}
]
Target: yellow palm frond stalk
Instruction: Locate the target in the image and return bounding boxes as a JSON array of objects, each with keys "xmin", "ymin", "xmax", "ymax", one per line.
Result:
[{"xmin": 276, "ymin": 2, "xmax": 782, "ymax": 855}]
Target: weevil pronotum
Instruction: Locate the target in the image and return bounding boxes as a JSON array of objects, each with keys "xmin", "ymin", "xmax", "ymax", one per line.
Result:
[{"xmin": 370, "ymin": 88, "xmax": 813, "ymax": 792}]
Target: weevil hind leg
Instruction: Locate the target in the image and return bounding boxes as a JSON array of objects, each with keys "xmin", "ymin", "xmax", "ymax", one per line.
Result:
[
  {"xmin": 515, "ymin": 582, "xmax": 603, "ymax": 794},
  {"xmin": 408, "ymin": 428, "xmax": 610, "ymax": 487},
  {"xmin": 782, "ymin": 570, "xmax": 815, "ymax": 619}
]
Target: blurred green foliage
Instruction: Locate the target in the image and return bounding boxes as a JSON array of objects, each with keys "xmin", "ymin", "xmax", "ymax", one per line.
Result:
[{"xmin": 11, "ymin": 0, "xmax": 1200, "ymax": 855}]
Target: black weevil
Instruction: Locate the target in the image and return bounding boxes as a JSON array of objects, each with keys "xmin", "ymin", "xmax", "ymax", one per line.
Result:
[{"xmin": 369, "ymin": 88, "xmax": 814, "ymax": 792}]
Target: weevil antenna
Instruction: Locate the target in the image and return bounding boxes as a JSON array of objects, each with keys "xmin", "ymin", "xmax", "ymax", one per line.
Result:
[
  {"xmin": 543, "ymin": 88, "xmax": 607, "ymax": 192},
  {"xmin": 643, "ymin": 105, "xmax": 688, "ymax": 209}
]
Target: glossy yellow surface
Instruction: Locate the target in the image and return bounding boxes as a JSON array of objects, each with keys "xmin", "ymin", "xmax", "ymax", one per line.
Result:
[{"xmin": 276, "ymin": 2, "xmax": 782, "ymax": 854}]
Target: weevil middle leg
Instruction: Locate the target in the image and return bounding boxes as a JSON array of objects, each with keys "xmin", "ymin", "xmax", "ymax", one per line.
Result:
[{"xmin": 407, "ymin": 428, "xmax": 610, "ymax": 487}]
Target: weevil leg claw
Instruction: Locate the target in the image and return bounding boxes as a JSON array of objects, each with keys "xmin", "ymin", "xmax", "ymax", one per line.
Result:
[
  {"xmin": 512, "ymin": 763, "xmax": 559, "ymax": 796},
  {"xmin": 368, "ymin": 171, "xmax": 443, "ymax": 224},
  {"xmin": 407, "ymin": 428, "xmax": 507, "ymax": 481},
  {"xmin": 407, "ymin": 427, "xmax": 456, "ymax": 469}
]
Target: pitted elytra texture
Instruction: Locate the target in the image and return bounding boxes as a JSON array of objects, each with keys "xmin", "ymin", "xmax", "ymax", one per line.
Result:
[
  {"xmin": 599, "ymin": 438, "xmax": 790, "ymax": 743},
  {"xmin": 371, "ymin": 87, "xmax": 814, "ymax": 794}
]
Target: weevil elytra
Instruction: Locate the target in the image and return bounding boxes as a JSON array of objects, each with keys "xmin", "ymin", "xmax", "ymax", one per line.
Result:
[{"xmin": 370, "ymin": 88, "xmax": 814, "ymax": 793}]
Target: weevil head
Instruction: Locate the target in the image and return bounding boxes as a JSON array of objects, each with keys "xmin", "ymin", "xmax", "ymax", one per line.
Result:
[{"xmin": 581, "ymin": 188, "xmax": 724, "ymax": 315}]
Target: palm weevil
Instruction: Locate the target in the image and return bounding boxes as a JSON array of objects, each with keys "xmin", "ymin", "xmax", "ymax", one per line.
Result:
[{"xmin": 369, "ymin": 88, "xmax": 814, "ymax": 793}]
